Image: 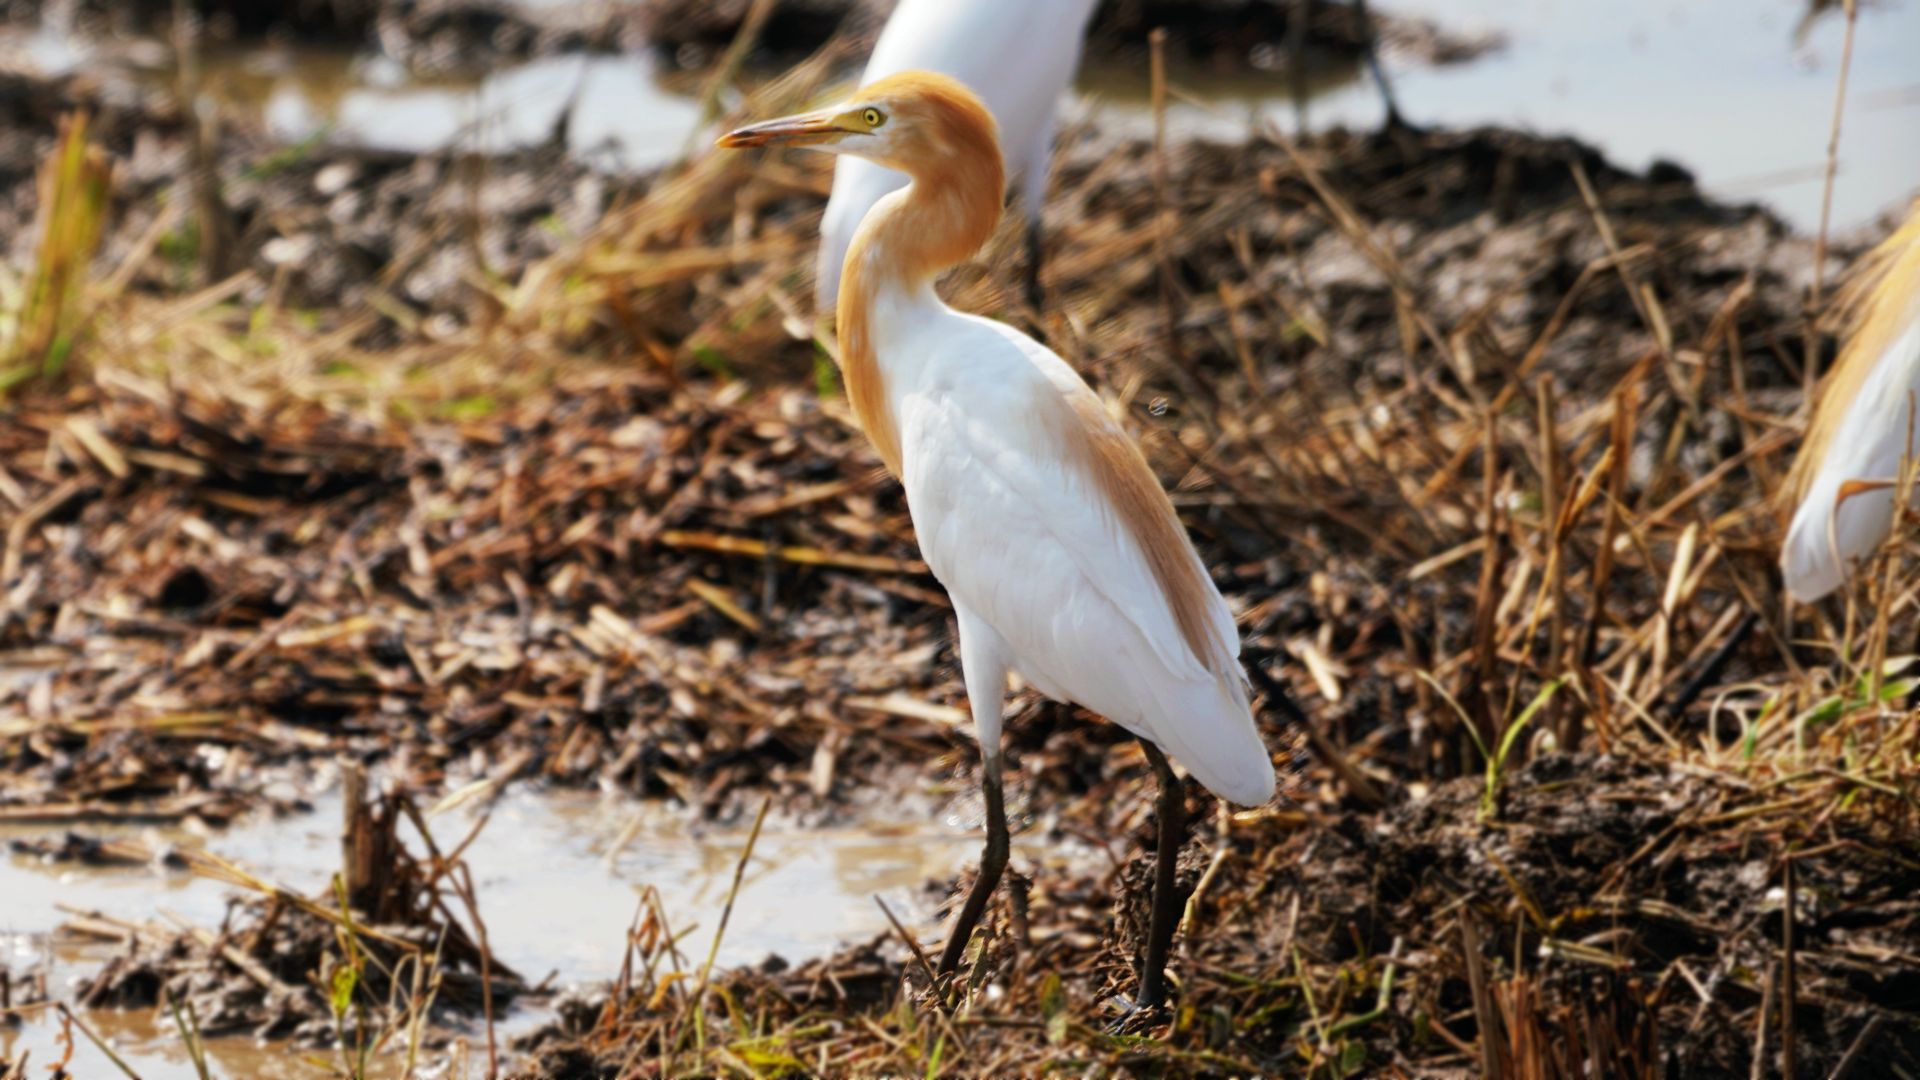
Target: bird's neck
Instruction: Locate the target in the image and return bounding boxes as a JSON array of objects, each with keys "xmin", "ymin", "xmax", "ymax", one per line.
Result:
[{"xmin": 836, "ymin": 151, "xmax": 1004, "ymax": 476}]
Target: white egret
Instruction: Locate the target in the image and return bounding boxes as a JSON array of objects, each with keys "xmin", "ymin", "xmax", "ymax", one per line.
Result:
[
  {"xmin": 721, "ymin": 72, "xmax": 1276, "ymax": 1011},
  {"xmin": 1782, "ymin": 202, "xmax": 1920, "ymax": 602},
  {"xmin": 814, "ymin": 0, "xmax": 1100, "ymax": 314}
]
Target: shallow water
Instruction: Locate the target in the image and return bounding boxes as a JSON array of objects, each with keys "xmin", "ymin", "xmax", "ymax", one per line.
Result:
[
  {"xmin": 0, "ymin": 788, "xmax": 983, "ymax": 1078},
  {"xmin": 1281, "ymin": 0, "xmax": 1920, "ymax": 233},
  {"xmin": 246, "ymin": 50, "xmax": 710, "ymax": 174},
  {"xmin": 1076, "ymin": 0, "xmax": 1920, "ymax": 233}
]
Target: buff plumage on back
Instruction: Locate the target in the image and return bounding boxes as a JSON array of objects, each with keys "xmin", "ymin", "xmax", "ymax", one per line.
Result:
[
  {"xmin": 1046, "ymin": 392, "xmax": 1237, "ymax": 678},
  {"xmin": 1781, "ymin": 201, "xmax": 1920, "ymax": 601}
]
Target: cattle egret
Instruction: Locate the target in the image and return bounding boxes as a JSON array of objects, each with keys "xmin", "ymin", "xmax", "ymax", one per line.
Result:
[
  {"xmin": 815, "ymin": 0, "xmax": 1099, "ymax": 315},
  {"xmin": 1782, "ymin": 202, "xmax": 1920, "ymax": 602},
  {"xmin": 721, "ymin": 72, "xmax": 1275, "ymax": 1013}
]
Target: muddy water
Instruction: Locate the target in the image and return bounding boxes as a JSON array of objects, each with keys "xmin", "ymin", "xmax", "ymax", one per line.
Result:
[
  {"xmin": 1077, "ymin": 0, "xmax": 1920, "ymax": 232},
  {"xmin": 0, "ymin": 789, "xmax": 986, "ymax": 1078},
  {"xmin": 48, "ymin": 0, "xmax": 1913, "ymax": 233},
  {"xmin": 1289, "ymin": 0, "xmax": 1920, "ymax": 233},
  {"xmin": 245, "ymin": 51, "xmax": 709, "ymax": 173}
]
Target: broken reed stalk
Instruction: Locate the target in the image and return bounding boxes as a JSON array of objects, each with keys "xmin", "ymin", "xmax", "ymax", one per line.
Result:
[
  {"xmin": 172, "ymin": 0, "xmax": 232, "ymax": 284},
  {"xmin": 688, "ymin": 793, "xmax": 772, "ymax": 1054},
  {"xmin": 1147, "ymin": 29, "xmax": 1189, "ymax": 371},
  {"xmin": 163, "ymin": 992, "xmax": 214, "ymax": 1080},
  {"xmin": 1287, "ymin": 0, "xmax": 1309, "ymax": 129},
  {"xmin": 1571, "ymin": 162, "xmax": 1672, "ymax": 366},
  {"xmin": 1144, "ymin": 22, "xmax": 1245, "ymax": 436},
  {"xmin": 1810, "ymin": 0, "xmax": 1858, "ymax": 308},
  {"xmin": 1797, "ymin": 0, "xmax": 1862, "ymax": 482},
  {"xmin": 1781, "ymin": 854, "xmax": 1797, "ymax": 1079},
  {"xmin": 1466, "ymin": 410, "xmax": 1504, "ymax": 767},
  {"xmin": 55, "ymin": 1004, "xmax": 141, "ymax": 1080},
  {"xmin": 876, "ymin": 896, "xmax": 952, "ymax": 1015},
  {"xmin": 451, "ymin": 862, "xmax": 500, "ymax": 1080},
  {"xmin": 3, "ymin": 112, "xmax": 112, "ymax": 394},
  {"xmin": 1537, "ymin": 378, "xmax": 1572, "ymax": 748},
  {"xmin": 1827, "ymin": 1015, "xmax": 1886, "ymax": 1080},
  {"xmin": 1458, "ymin": 914, "xmax": 1502, "ymax": 1080},
  {"xmin": 1578, "ymin": 372, "xmax": 1642, "ymax": 748},
  {"xmin": 342, "ymin": 762, "xmax": 371, "ymax": 908},
  {"xmin": 1751, "ymin": 959, "xmax": 1774, "ymax": 1080},
  {"xmin": 693, "ymin": 0, "xmax": 781, "ymax": 132}
]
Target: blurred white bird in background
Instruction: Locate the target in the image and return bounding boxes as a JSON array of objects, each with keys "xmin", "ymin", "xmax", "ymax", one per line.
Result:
[
  {"xmin": 1782, "ymin": 201, "xmax": 1920, "ymax": 602},
  {"xmin": 815, "ymin": 0, "xmax": 1100, "ymax": 314}
]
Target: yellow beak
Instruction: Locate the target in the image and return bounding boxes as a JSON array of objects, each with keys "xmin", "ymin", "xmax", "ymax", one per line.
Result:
[{"xmin": 717, "ymin": 108, "xmax": 850, "ymax": 150}]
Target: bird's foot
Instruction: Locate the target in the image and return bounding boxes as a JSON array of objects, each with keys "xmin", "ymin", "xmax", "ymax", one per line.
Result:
[{"xmin": 1103, "ymin": 993, "xmax": 1170, "ymax": 1036}]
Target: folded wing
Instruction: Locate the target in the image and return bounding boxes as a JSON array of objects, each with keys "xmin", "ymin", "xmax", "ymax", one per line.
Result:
[{"xmin": 898, "ymin": 318, "xmax": 1274, "ymax": 805}]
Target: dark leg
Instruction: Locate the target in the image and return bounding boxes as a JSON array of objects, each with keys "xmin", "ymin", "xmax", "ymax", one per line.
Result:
[
  {"xmin": 1023, "ymin": 216, "xmax": 1045, "ymax": 312},
  {"xmin": 1352, "ymin": 0, "xmax": 1411, "ymax": 132},
  {"xmin": 1135, "ymin": 738, "xmax": 1186, "ymax": 1009},
  {"xmin": 1288, "ymin": 0, "xmax": 1309, "ymax": 133},
  {"xmin": 937, "ymin": 752, "xmax": 1009, "ymax": 978}
]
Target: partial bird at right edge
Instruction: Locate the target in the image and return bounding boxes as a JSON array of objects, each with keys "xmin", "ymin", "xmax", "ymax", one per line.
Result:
[{"xmin": 1781, "ymin": 201, "xmax": 1920, "ymax": 602}]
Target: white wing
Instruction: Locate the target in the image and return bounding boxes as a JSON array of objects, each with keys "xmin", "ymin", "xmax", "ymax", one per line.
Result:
[
  {"xmin": 1781, "ymin": 315, "xmax": 1920, "ymax": 602},
  {"xmin": 895, "ymin": 313, "xmax": 1275, "ymax": 806},
  {"xmin": 816, "ymin": 0, "xmax": 1100, "ymax": 310}
]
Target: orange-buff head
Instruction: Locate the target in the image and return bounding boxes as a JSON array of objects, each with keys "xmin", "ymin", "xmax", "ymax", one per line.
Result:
[{"xmin": 718, "ymin": 71, "xmax": 1004, "ymax": 200}]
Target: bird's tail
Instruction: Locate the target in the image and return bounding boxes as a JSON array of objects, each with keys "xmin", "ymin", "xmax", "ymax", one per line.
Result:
[{"xmin": 1143, "ymin": 669, "xmax": 1276, "ymax": 808}]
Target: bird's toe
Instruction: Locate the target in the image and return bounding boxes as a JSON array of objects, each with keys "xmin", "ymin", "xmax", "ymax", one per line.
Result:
[{"xmin": 1102, "ymin": 993, "xmax": 1170, "ymax": 1036}]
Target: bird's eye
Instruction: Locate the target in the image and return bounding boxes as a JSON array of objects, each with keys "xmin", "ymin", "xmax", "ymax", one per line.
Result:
[{"xmin": 862, "ymin": 108, "xmax": 884, "ymax": 128}]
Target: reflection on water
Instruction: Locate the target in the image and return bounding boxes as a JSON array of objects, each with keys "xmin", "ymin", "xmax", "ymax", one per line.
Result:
[
  {"xmin": 0, "ymin": 788, "xmax": 982, "ymax": 1079},
  {"xmin": 175, "ymin": 47, "xmax": 707, "ymax": 173},
  {"xmin": 0, "ymin": 994, "xmax": 352, "ymax": 1080}
]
